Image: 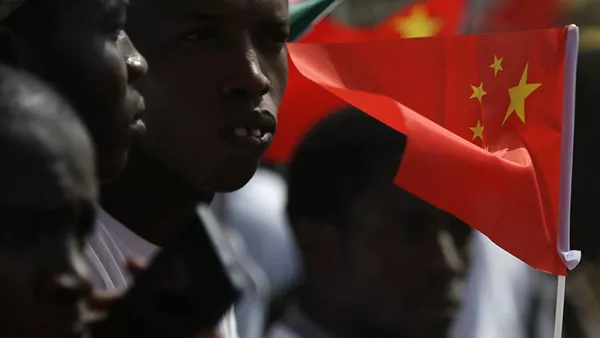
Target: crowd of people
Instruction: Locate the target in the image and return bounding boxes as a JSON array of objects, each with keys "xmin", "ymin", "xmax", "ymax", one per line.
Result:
[{"xmin": 1, "ymin": 0, "xmax": 600, "ymax": 337}]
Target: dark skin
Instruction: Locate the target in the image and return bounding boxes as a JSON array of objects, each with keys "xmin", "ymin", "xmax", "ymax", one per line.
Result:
[
  {"xmin": 0, "ymin": 0, "xmax": 148, "ymax": 181},
  {"xmin": 294, "ymin": 183, "xmax": 471, "ymax": 338},
  {"xmin": 0, "ymin": 66, "xmax": 97, "ymax": 338},
  {"xmin": 102, "ymin": 0, "xmax": 289, "ymax": 244}
]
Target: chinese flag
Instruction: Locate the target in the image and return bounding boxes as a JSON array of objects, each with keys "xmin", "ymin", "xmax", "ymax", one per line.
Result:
[
  {"xmin": 303, "ymin": 0, "xmax": 466, "ymax": 42},
  {"xmin": 284, "ymin": 28, "xmax": 576, "ymax": 275},
  {"xmin": 267, "ymin": 0, "xmax": 466, "ymax": 161},
  {"xmin": 478, "ymin": 0, "xmax": 563, "ymax": 33}
]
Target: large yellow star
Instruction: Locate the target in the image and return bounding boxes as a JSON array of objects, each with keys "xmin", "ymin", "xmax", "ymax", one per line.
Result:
[
  {"xmin": 503, "ymin": 63, "xmax": 542, "ymax": 125},
  {"xmin": 470, "ymin": 82, "xmax": 487, "ymax": 103},
  {"xmin": 393, "ymin": 5, "xmax": 441, "ymax": 38},
  {"xmin": 490, "ymin": 55, "xmax": 503, "ymax": 77},
  {"xmin": 469, "ymin": 120, "xmax": 484, "ymax": 141}
]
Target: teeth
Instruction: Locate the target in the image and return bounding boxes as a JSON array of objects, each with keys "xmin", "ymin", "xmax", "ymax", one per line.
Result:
[
  {"xmin": 234, "ymin": 127, "xmax": 247, "ymax": 137},
  {"xmin": 250, "ymin": 129, "xmax": 262, "ymax": 137}
]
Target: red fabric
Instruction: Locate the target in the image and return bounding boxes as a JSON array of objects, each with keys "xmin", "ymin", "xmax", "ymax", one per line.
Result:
[
  {"xmin": 284, "ymin": 28, "xmax": 568, "ymax": 275},
  {"xmin": 302, "ymin": 0, "xmax": 465, "ymax": 42},
  {"xmin": 478, "ymin": 0, "xmax": 563, "ymax": 33},
  {"xmin": 267, "ymin": 0, "xmax": 466, "ymax": 161}
]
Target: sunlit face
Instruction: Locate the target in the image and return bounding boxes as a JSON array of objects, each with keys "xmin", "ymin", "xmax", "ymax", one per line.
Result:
[
  {"xmin": 126, "ymin": 0, "xmax": 289, "ymax": 192},
  {"xmin": 4, "ymin": 0, "xmax": 148, "ymax": 181}
]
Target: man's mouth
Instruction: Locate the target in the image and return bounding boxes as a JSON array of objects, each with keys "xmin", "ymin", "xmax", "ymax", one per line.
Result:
[
  {"xmin": 233, "ymin": 126, "xmax": 273, "ymax": 144},
  {"xmin": 221, "ymin": 109, "xmax": 277, "ymax": 153},
  {"xmin": 128, "ymin": 97, "xmax": 147, "ymax": 136}
]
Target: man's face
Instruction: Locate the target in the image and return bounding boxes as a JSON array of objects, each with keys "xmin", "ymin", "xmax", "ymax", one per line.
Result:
[
  {"xmin": 7, "ymin": 0, "xmax": 148, "ymax": 181},
  {"xmin": 335, "ymin": 185, "xmax": 471, "ymax": 338},
  {"xmin": 0, "ymin": 202, "xmax": 95, "ymax": 338},
  {"xmin": 126, "ymin": 0, "xmax": 289, "ymax": 192}
]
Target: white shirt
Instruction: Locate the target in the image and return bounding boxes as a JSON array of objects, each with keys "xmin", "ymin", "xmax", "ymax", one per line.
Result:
[
  {"xmin": 85, "ymin": 208, "xmax": 239, "ymax": 338},
  {"xmin": 214, "ymin": 168, "xmax": 302, "ymax": 338},
  {"xmin": 451, "ymin": 231, "xmax": 552, "ymax": 338}
]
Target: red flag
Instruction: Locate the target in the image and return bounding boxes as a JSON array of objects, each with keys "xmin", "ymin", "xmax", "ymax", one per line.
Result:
[
  {"xmin": 478, "ymin": 0, "xmax": 563, "ymax": 33},
  {"xmin": 303, "ymin": 0, "xmax": 466, "ymax": 42},
  {"xmin": 267, "ymin": 0, "xmax": 466, "ymax": 161},
  {"xmin": 283, "ymin": 28, "xmax": 574, "ymax": 275}
]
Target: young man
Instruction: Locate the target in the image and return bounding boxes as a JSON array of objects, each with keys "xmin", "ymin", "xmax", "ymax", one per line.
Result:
[
  {"xmin": 87, "ymin": 0, "xmax": 290, "ymax": 336},
  {"xmin": 267, "ymin": 108, "xmax": 472, "ymax": 338},
  {"xmin": 0, "ymin": 0, "xmax": 148, "ymax": 181},
  {"xmin": 0, "ymin": 65, "xmax": 97, "ymax": 338}
]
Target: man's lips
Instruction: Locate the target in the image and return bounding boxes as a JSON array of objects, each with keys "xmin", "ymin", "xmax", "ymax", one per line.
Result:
[
  {"xmin": 220, "ymin": 109, "xmax": 277, "ymax": 154},
  {"xmin": 129, "ymin": 96, "xmax": 146, "ymax": 136}
]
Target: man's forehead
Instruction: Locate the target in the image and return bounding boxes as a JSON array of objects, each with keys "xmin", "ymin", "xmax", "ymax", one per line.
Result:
[{"xmin": 163, "ymin": 0, "xmax": 288, "ymax": 19}]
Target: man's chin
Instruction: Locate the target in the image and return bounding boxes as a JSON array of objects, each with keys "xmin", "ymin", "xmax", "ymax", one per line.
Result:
[{"xmin": 194, "ymin": 162, "xmax": 260, "ymax": 194}]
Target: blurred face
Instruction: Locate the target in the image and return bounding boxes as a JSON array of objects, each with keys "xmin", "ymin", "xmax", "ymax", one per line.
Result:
[
  {"xmin": 126, "ymin": 0, "xmax": 289, "ymax": 192},
  {"xmin": 0, "ymin": 203, "xmax": 95, "ymax": 338},
  {"xmin": 5, "ymin": 0, "xmax": 148, "ymax": 181},
  {"xmin": 335, "ymin": 185, "xmax": 471, "ymax": 338}
]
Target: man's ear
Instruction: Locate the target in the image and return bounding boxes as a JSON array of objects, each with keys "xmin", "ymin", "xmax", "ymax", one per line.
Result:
[{"xmin": 0, "ymin": 25, "xmax": 19, "ymax": 66}]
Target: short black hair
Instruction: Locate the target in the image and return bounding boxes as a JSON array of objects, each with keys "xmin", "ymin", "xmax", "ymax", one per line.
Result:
[
  {"xmin": 0, "ymin": 63, "xmax": 93, "ymax": 208},
  {"xmin": 286, "ymin": 106, "xmax": 407, "ymax": 225}
]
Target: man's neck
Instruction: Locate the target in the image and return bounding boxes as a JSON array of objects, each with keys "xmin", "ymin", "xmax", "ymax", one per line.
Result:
[{"xmin": 100, "ymin": 147, "xmax": 212, "ymax": 245}]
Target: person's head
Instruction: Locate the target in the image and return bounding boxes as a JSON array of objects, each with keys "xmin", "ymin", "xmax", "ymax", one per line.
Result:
[
  {"xmin": 0, "ymin": 0, "xmax": 148, "ymax": 181},
  {"xmin": 287, "ymin": 108, "xmax": 472, "ymax": 338},
  {"xmin": 0, "ymin": 65, "xmax": 97, "ymax": 338},
  {"xmin": 124, "ymin": 0, "xmax": 289, "ymax": 192}
]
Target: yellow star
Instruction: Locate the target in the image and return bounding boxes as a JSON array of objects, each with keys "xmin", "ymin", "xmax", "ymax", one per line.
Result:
[
  {"xmin": 393, "ymin": 5, "xmax": 441, "ymax": 38},
  {"xmin": 503, "ymin": 63, "xmax": 542, "ymax": 125},
  {"xmin": 469, "ymin": 120, "xmax": 484, "ymax": 141},
  {"xmin": 470, "ymin": 82, "xmax": 487, "ymax": 103},
  {"xmin": 484, "ymin": 145, "xmax": 490, "ymax": 151},
  {"xmin": 490, "ymin": 55, "xmax": 503, "ymax": 76}
]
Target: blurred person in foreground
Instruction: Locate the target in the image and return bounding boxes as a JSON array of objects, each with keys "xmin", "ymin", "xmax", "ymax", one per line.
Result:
[
  {"xmin": 88, "ymin": 0, "xmax": 289, "ymax": 336},
  {"xmin": 0, "ymin": 65, "xmax": 97, "ymax": 338},
  {"xmin": 0, "ymin": 0, "xmax": 148, "ymax": 182},
  {"xmin": 213, "ymin": 166, "xmax": 302, "ymax": 338},
  {"xmin": 267, "ymin": 107, "xmax": 472, "ymax": 338}
]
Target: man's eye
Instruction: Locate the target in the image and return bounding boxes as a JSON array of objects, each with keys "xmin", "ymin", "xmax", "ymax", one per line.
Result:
[
  {"xmin": 257, "ymin": 31, "xmax": 289, "ymax": 52},
  {"xmin": 179, "ymin": 28, "xmax": 218, "ymax": 43}
]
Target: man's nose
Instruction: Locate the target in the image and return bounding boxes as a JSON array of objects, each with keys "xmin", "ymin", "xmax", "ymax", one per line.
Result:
[
  {"xmin": 222, "ymin": 44, "xmax": 271, "ymax": 99},
  {"xmin": 120, "ymin": 31, "xmax": 149, "ymax": 83}
]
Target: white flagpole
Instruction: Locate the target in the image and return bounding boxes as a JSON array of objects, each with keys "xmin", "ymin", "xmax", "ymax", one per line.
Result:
[{"xmin": 554, "ymin": 24, "xmax": 582, "ymax": 338}]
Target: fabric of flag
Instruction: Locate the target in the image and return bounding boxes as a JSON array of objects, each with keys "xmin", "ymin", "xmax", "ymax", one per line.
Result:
[
  {"xmin": 268, "ymin": 0, "xmax": 467, "ymax": 162},
  {"xmin": 282, "ymin": 28, "xmax": 572, "ymax": 275},
  {"xmin": 302, "ymin": 0, "xmax": 466, "ymax": 42},
  {"xmin": 289, "ymin": 0, "xmax": 341, "ymax": 41},
  {"xmin": 478, "ymin": 0, "xmax": 563, "ymax": 32}
]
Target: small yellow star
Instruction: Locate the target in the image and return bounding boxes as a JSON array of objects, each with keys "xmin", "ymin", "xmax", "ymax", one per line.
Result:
[
  {"xmin": 469, "ymin": 120, "xmax": 484, "ymax": 141},
  {"xmin": 490, "ymin": 55, "xmax": 503, "ymax": 77},
  {"xmin": 503, "ymin": 63, "xmax": 542, "ymax": 125},
  {"xmin": 470, "ymin": 82, "xmax": 487, "ymax": 103},
  {"xmin": 484, "ymin": 145, "xmax": 490, "ymax": 151},
  {"xmin": 393, "ymin": 5, "xmax": 442, "ymax": 38}
]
